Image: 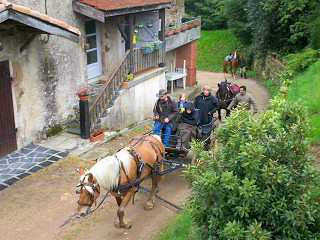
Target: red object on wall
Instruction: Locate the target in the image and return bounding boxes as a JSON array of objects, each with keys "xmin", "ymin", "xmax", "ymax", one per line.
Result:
[{"xmin": 176, "ymin": 40, "xmax": 197, "ymax": 86}]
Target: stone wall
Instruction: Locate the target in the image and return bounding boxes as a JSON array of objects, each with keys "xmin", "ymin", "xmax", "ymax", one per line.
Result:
[
  {"xmin": 0, "ymin": 0, "xmax": 87, "ymax": 148},
  {"xmin": 254, "ymin": 55, "xmax": 286, "ymax": 86},
  {"xmin": 166, "ymin": 0, "xmax": 185, "ymax": 26}
]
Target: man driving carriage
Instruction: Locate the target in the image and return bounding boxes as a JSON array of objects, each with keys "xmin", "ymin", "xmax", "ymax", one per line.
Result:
[{"xmin": 152, "ymin": 89, "xmax": 179, "ymax": 147}]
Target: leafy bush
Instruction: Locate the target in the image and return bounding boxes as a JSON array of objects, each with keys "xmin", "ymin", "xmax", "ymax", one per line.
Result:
[
  {"xmin": 285, "ymin": 48, "xmax": 320, "ymax": 74},
  {"xmin": 186, "ymin": 97, "xmax": 320, "ymax": 239}
]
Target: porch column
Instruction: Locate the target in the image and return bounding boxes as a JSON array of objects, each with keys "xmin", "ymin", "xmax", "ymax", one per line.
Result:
[
  {"xmin": 125, "ymin": 14, "xmax": 134, "ymax": 73},
  {"xmin": 159, "ymin": 8, "xmax": 166, "ymax": 67},
  {"xmin": 176, "ymin": 40, "xmax": 197, "ymax": 86},
  {"xmin": 79, "ymin": 96, "xmax": 90, "ymax": 139}
]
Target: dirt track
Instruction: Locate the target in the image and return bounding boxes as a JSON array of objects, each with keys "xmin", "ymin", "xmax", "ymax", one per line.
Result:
[{"xmin": 0, "ymin": 72, "xmax": 269, "ymax": 240}]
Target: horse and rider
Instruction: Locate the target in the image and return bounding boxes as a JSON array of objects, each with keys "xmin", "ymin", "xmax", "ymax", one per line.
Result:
[{"xmin": 223, "ymin": 50, "xmax": 247, "ymax": 80}]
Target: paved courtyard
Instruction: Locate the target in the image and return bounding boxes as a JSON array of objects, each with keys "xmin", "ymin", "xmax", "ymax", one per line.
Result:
[{"xmin": 0, "ymin": 143, "xmax": 68, "ymax": 191}]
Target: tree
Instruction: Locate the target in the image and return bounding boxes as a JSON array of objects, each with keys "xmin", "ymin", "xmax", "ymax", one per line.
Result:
[
  {"xmin": 186, "ymin": 97, "xmax": 320, "ymax": 239},
  {"xmin": 185, "ymin": 0, "xmax": 228, "ymax": 30}
]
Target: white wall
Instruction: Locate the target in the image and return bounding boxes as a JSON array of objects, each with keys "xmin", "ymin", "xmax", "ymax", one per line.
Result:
[{"xmin": 101, "ymin": 69, "xmax": 166, "ymax": 130}]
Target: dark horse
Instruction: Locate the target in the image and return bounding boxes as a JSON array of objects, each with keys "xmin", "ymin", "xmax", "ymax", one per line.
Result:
[
  {"xmin": 216, "ymin": 80, "xmax": 240, "ymax": 121},
  {"xmin": 223, "ymin": 50, "xmax": 238, "ymax": 80}
]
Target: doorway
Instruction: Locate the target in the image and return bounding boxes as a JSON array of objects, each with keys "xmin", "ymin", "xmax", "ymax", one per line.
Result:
[{"xmin": 0, "ymin": 60, "xmax": 17, "ymax": 157}]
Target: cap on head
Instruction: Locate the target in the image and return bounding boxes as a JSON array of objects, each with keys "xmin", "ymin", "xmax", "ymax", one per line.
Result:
[{"xmin": 156, "ymin": 89, "xmax": 168, "ymax": 97}]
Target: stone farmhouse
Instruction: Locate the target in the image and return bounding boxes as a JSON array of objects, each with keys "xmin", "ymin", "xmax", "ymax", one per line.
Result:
[{"xmin": 0, "ymin": 0, "xmax": 200, "ymax": 156}]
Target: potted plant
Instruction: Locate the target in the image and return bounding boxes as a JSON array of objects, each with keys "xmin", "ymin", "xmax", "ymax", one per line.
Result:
[
  {"xmin": 90, "ymin": 128, "xmax": 104, "ymax": 142},
  {"xmin": 173, "ymin": 25, "xmax": 181, "ymax": 34},
  {"xmin": 181, "ymin": 24, "xmax": 188, "ymax": 31},
  {"xmin": 76, "ymin": 86, "xmax": 92, "ymax": 101},
  {"xmin": 152, "ymin": 40, "xmax": 163, "ymax": 50},
  {"xmin": 165, "ymin": 28, "xmax": 173, "ymax": 36},
  {"xmin": 141, "ymin": 43, "xmax": 154, "ymax": 54}
]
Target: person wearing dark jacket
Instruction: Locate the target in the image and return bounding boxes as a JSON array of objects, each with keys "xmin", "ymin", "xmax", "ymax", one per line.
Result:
[
  {"xmin": 238, "ymin": 55, "xmax": 247, "ymax": 79},
  {"xmin": 176, "ymin": 102, "xmax": 199, "ymax": 150},
  {"xmin": 152, "ymin": 89, "xmax": 179, "ymax": 147},
  {"xmin": 194, "ymin": 86, "xmax": 219, "ymax": 125}
]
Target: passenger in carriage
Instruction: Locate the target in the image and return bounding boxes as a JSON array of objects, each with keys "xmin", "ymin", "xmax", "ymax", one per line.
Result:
[
  {"xmin": 176, "ymin": 102, "xmax": 199, "ymax": 150},
  {"xmin": 177, "ymin": 93, "xmax": 188, "ymax": 113},
  {"xmin": 194, "ymin": 86, "xmax": 219, "ymax": 125},
  {"xmin": 152, "ymin": 89, "xmax": 179, "ymax": 147}
]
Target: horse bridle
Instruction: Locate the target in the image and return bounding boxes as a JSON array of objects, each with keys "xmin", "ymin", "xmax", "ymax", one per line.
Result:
[
  {"xmin": 76, "ymin": 173, "xmax": 100, "ymax": 207},
  {"xmin": 217, "ymin": 87, "xmax": 232, "ymax": 104}
]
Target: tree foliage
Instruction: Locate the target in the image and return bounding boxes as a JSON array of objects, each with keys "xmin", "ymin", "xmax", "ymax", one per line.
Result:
[
  {"xmin": 186, "ymin": 98, "xmax": 320, "ymax": 239},
  {"xmin": 185, "ymin": 0, "xmax": 320, "ymax": 55},
  {"xmin": 185, "ymin": 0, "xmax": 227, "ymax": 30}
]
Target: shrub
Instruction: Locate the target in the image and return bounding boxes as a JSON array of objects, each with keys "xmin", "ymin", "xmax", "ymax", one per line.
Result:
[
  {"xmin": 285, "ymin": 48, "xmax": 320, "ymax": 74},
  {"xmin": 186, "ymin": 97, "xmax": 320, "ymax": 239}
]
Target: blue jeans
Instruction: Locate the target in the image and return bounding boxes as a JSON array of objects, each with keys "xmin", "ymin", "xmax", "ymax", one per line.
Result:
[{"xmin": 152, "ymin": 121, "xmax": 172, "ymax": 147}]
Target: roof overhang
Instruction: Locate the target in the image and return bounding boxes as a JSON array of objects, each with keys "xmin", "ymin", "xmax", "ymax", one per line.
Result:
[
  {"xmin": 0, "ymin": 1, "xmax": 81, "ymax": 42},
  {"xmin": 72, "ymin": 0, "xmax": 171, "ymax": 21}
]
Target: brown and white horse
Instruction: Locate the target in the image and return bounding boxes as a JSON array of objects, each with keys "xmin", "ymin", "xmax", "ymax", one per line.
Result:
[
  {"xmin": 75, "ymin": 134, "xmax": 165, "ymax": 229},
  {"xmin": 223, "ymin": 50, "xmax": 238, "ymax": 80}
]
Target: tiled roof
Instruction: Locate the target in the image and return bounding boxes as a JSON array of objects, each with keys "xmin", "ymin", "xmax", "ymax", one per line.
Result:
[
  {"xmin": 77, "ymin": 0, "xmax": 171, "ymax": 11},
  {"xmin": 0, "ymin": 0, "xmax": 81, "ymax": 35}
]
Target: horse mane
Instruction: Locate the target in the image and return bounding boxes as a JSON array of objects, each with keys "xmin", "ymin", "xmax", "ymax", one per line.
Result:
[
  {"xmin": 85, "ymin": 149, "xmax": 134, "ymax": 190},
  {"xmin": 152, "ymin": 134, "xmax": 161, "ymax": 142}
]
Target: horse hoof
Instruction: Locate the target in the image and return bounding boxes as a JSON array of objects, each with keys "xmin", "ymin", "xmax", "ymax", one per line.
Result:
[
  {"xmin": 115, "ymin": 221, "xmax": 132, "ymax": 229},
  {"xmin": 144, "ymin": 201, "xmax": 154, "ymax": 211}
]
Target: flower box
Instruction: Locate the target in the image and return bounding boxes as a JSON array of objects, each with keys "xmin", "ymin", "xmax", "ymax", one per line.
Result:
[
  {"xmin": 90, "ymin": 129, "xmax": 104, "ymax": 142},
  {"xmin": 141, "ymin": 46, "xmax": 154, "ymax": 54},
  {"xmin": 181, "ymin": 24, "xmax": 189, "ymax": 31},
  {"xmin": 153, "ymin": 41, "xmax": 163, "ymax": 50},
  {"xmin": 165, "ymin": 29, "xmax": 173, "ymax": 36},
  {"xmin": 173, "ymin": 27, "xmax": 181, "ymax": 34}
]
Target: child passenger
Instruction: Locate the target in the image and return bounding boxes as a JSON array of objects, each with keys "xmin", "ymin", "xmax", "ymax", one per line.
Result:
[{"xmin": 177, "ymin": 93, "xmax": 187, "ymax": 113}]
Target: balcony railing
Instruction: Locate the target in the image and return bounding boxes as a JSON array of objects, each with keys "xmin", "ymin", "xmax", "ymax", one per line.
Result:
[{"xmin": 132, "ymin": 47, "xmax": 163, "ymax": 74}]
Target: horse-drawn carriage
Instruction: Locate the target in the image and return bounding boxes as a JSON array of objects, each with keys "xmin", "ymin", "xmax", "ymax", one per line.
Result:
[
  {"xmin": 163, "ymin": 114, "xmax": 218, "ymax": 160},
  {"xmin": 73, "ymin": 81, "xmax": 240, "ymax": 230},
  {"xmin": 74, "ymin": 114, "xmax": 219, "ymax": 229}
]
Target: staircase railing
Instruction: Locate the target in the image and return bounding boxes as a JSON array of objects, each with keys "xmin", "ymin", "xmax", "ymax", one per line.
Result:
[{"xmin": 89, "ymin": 50, "xmax": 131, "ymax": 131}]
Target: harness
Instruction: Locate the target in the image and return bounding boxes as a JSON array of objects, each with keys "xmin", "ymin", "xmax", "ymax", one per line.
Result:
[
  {"xmin": 112, "ymin": 136, "xmax": 165, "ymax": 203},
  {"xmin": 76, "ymin": 135, "xmax": 165, "ymax": 207},
  {"xmin": 76, "ymin": 173, "xmax": 100, "ymax": 207}
]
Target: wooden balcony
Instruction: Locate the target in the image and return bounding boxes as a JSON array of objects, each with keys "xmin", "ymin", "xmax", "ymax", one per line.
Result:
[{"xmin": 132, "ymin": 47, "xmax": 164, "ymax": 74}]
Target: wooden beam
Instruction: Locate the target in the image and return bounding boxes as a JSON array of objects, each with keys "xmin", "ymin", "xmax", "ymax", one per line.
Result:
[
  {"xmin": 72, "ymin": 1, "xmax": 105, "ymax": 23},
  {"xmin": 115, "ymin": 20, "xmax": 127, "ymax": 42},
  {"xmin": 104, "ymin": 4, "xmax": 171, "ymax": 17},
  {"xmin": 8, "ymin": 10, "xmax": 79, "ymax": 42},
  {"xmin": 20, "ymin": 33, "xmax": 38, "ymax": 53},
  {"xmin": 127, "ymin": 14, "xmax": 134, "ymax": 73},
  {"xmin": 159, "ymin": 8, "xmax": 165, "ymax": 66},
  {"xmin": 0, "ymin": 10, "xmax": 9, "ymax": 23}
]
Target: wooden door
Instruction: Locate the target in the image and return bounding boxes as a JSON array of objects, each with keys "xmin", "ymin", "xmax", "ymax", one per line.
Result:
[{"xmin": 0, "ymin": 60, "xmax": 17, "ymax": 157}]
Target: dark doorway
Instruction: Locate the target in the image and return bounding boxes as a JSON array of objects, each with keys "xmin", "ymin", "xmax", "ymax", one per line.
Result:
[{"xmin": 0, "ymin": 60, "xmax": 17, "ymax": 157}]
